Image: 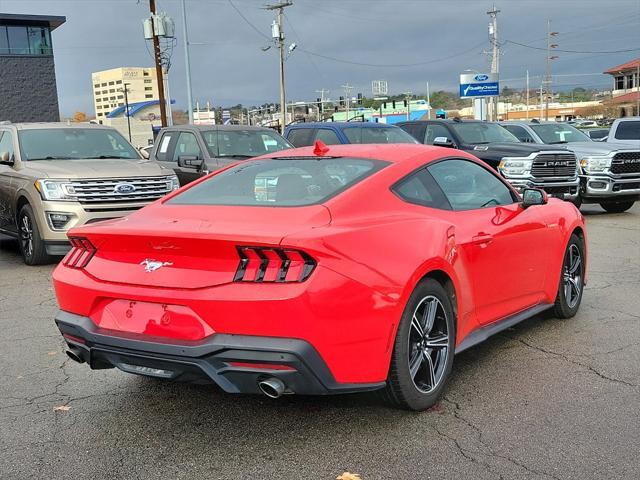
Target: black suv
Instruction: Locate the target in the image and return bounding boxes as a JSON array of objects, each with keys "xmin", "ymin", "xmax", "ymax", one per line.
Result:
[{"xmin": 397, "ymin": 119, "xmax": 580, "ymax": 201}]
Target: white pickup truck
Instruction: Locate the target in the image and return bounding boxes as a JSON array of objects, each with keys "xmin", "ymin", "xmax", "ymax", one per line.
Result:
[{"xmin": 607, "ymin": 117, "xmax": 640, "ymax": 147}]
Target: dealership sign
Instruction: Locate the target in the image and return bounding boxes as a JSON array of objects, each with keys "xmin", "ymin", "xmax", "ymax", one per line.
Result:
[{"xmin": 459, "ymin": 73, "xmax": 499, "ymax": 98}]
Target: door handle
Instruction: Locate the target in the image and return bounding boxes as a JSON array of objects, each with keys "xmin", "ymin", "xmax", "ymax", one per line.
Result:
[{"xmin": 471, "ymin": 233, "xmax": 493, "ymax": 246}]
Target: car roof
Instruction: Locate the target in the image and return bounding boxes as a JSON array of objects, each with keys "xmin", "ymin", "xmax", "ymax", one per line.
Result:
[
  {"xmin": 161, "ymin": 124, "xmax": 277, "ymax": 132},
  {"xmin": 262, "ymin": 143, "xmax": 468, "ymax": 165},
  {"xmin": 287, "ymin": 122, "xmax": 398, "ymax": 129},
  {"xmin": 3, "ymin": 122, "xmax": 117, "ymax": 131}
]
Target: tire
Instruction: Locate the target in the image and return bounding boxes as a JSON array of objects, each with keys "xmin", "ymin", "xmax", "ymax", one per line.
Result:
[
  {"xmin": 553, "ymin": 233, "xmax": 585, "ymax": 319},
  {"xmin": 570, "ymin": 196, "xmax": 582, "ymax": 210},
  {"xmin": 599, "ymin": 201, "xmax": 634, "ymax": 213},
  {"xmin": 17, "ymin": 204, "xmax": 53, "ymax": 266},
  {"xmin": 384, "ymin": 278, "xmax": 456, "ymax": 411}
]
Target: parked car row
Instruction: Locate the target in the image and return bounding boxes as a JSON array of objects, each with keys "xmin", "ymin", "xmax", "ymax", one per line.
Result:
[{"xmin": 1, "ymin": 117, "xmax": 638, "ymax": 265}]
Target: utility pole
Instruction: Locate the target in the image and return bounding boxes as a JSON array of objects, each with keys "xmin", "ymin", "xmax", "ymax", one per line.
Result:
[
  {"xmin": 180, "ymin": 0, "xmax": 194, "ymax": 124},
  {"xmin": 341, "ymin": 83, "xmax": 353, "ymax": 120},
  {"xmin": 266, "ymin": 1, "xmax": 292, "ymax": 134},
  {"xmin": 426, "ymin": 82, "xmax": 431, "ymax": 119},
  {"xmin": 544, "ymin": 19, "xmax": 559, "ymax": 121},
  {"xmin": 526, "ymin": 70, "xmax": 530, "ymax": 119},
  {"xmin": 636, "ymin": 62, "xmax": 640, "ymax": 116},
  {"xmin": 149, "ymin": 0, "xmax": 168, "ymax": 127},
  {"xmin": 487, "ymin": 5, "xmax": 500, "ymax": 121},
  {"xmin": 122, "ymin": 83, "xmax": 132, "ymax": 142},
  {"xmin": 315, "ymin": 88, "xmax": 329, "ymax": 121},
  {"xmin": 539, "ymin": 84, "xmax": 544, "ymax": 119}
]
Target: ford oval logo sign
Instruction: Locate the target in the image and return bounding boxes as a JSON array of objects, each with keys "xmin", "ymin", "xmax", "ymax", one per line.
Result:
[
  {"xmin": 474, "ymin": 74, "xmax": 489, "ymax": 81},
  {"xmin": 114, "ymin": 182, "xmax": 136, "ymax": 194}
]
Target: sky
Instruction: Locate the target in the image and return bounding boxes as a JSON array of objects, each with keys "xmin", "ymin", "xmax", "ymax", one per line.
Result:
[{"xmin": 2, "ymin": 0, "xmax": 640, "ymax": 116}]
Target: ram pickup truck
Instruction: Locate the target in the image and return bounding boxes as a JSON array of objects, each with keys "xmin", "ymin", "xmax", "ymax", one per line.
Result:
[
  {"xmin": 0, "ymin": 122, "xmax": 179, "ymax": 265},
  {"xmin": 397, "ymin": 119, "xmax": 580, "ymax": 201},
  {"xmin": 500, "ymin": 121, "xmax": 640, "ymax": 213},
  {"xmin": 284, "ymin": 122, "xmax": 418, "ymax": 147}
]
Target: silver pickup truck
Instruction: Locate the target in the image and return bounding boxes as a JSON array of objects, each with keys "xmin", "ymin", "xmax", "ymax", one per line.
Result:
[{"xmin": 499, "ymin": 121, "xmax": 640, "ymax": 213}]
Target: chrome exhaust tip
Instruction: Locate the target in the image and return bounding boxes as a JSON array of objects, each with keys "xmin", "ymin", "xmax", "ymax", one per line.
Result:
[{"xmin": 257, "ymin": 377, "xmax": 286, "ymax": 399}]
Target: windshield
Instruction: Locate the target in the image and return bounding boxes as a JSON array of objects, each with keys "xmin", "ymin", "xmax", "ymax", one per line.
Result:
[
  {"xmin": 450, "ymin": 123, "xmax": 519, "ymax": 144},
  {"xmin": 168, "ymin": 157, "xmax": 387, "ymax": 207},
  {"xmin": 343, "ymin": 126, "xmax": 417, "ymax": 144},
  {"xmin": 530, "ymin": 124, "xmax": 590, "ymax": 143},
  {"xmin": 18, "ymin": 128, "xmax": 139, "ymax": 160},
  {"xmin": 201, "ymin": 129, "xmax": 292, "ymax": 158}
]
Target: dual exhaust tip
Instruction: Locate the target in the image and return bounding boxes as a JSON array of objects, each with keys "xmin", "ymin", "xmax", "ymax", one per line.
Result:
[{"xmin": 67, "ymin": 349, "xmax": 288, "ymax": 399}]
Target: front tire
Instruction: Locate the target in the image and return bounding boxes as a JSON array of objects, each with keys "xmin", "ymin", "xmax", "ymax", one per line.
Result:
[
  {"xmin": 553, "ymin": 233, "xmax": 585, "ymax": 319},
  {"xmin": 385, "ymin": 278, "xmax": 455, "ymax": 411},
  {"xmin": 599, "ymin": 201, "xmax": 634, "ymax": 213},
  {"xmin": 17, "ymin": 204, "xmax": 52, "ymax": 266}
]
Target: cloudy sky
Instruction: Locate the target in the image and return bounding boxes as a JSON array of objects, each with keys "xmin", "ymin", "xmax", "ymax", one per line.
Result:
[{"xmin": 3, "ymin": 0, "xmax": 640, "ymax": 115}]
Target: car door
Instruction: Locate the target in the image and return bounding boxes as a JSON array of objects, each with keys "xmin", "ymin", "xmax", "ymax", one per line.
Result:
[
  {"xmin": 428, "ymin": 158, "xmax": 552, "ymax": 325},
  {"xmin": 170, "ymin": 131, "xmax": 206, "ymax": 185},
  {"xmin": 286, "ymin": 128, "xmax": 316, "ymax": 147},
  {"xmin": 152, "ymin": 130, "xmax": 179, "ymax": 172},
  {"xmin": 398, "ymin": 123, "xmax": 426, "ymax": 143},
  {"xmin": 0, "ymin": 130, "xmax": 16, "ymax": 232},
  {"xmin": 424, "ymin": 123, "xmax": 455, "ymax": 146}
]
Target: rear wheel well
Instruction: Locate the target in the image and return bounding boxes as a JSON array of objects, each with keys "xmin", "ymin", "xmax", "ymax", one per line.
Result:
[{"xmin": 422, "ymin": 270, "xmax": 457, "ymax": 319}]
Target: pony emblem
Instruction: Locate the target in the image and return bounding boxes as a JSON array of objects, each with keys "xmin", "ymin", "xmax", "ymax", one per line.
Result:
[{"xmin": 140, "ymin": 259, "xmax": 173, "ymax": 273}]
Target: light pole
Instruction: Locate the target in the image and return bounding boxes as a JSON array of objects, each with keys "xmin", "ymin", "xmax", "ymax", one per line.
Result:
[
  {"xmin": 121, "ymin": 83, "xmax": 132, "ymax": 142},
  {"xmin": 180, "ymin": 0, "xmax": 194, "ymax": 124}
]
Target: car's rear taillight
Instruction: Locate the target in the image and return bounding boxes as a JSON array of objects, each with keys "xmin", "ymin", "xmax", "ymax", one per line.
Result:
[
  {"xmin": 63, "ymin": 237, "xmax": 96, "ymax": 269},
  {"xmin": 233, "ymin": 246, "xmax": 316, "ymax": 283}
]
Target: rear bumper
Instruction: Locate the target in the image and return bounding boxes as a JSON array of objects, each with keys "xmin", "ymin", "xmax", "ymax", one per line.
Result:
[{"xmin": 56, "ymin": 310, "xmax": 386, "ymax": 395}]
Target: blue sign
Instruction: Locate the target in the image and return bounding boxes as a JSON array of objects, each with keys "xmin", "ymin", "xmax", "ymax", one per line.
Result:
[{"xmin": 459, "ymin": 82, "xmax": 500, "ymax": 98}]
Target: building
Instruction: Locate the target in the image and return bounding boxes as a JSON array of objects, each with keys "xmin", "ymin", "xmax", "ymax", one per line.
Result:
[
  {"xmin": 91, "ymin": 67, "xmax": 159, "ymax": 120},
  {"xmin": 604, "ymin": 58, "xmax": 640, "ymax": 117},
  {"xmin": 100, "ymin": 99, "xmax": 174, "ymax": 148},
  {"xmin": 0, "ymin": 13, "xmax": 66, "ymax": 122}
]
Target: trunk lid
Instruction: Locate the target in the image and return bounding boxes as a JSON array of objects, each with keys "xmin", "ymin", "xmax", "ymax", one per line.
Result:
[{"xmin": 77, "ymin": 204, "xmax": 330, "ymax": 289}]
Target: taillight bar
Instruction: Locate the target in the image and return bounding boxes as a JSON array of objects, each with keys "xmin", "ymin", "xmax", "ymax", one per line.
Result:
[
  {"xmin": 234, "ymin": 246, "xmax": 316, "ymax": 283},
  {"xmin": 63, "ymin": 237, "xmax": 96, "ymax": 269}
]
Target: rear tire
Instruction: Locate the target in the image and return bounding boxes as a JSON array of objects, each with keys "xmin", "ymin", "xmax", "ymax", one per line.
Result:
[
  {"xmin": 599, "ymin": 201, "xmax": 634, "ymax": 213},
  {"xmin": 384, "ymin": 278, "xmax": 455, "ymax": 411},
  {"xmin": 553, "ymin": 234, "xmax": 585, "ymax": 319},
  {"xmin": 17, "ymin": 204, "xmax": 53, "ymax": 266}
]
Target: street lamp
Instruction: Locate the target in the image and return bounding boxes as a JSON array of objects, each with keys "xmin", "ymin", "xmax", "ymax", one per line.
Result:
[{"xmin": 119, "ymin": 83, "xmax": 132, "ymax": 142}]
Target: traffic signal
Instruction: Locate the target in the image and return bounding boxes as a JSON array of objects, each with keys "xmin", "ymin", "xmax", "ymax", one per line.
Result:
[
  {"xmin": 403, "ymin": 100, "xmax": 407, "ymax": 107},
  {"xmin": 339, "ymin": 96, "xmax": 345, "ymax": 107},
  {"xmin": 316, "ymin": 98, "xmax": 322, "ymax": 110},
  {"xmin": 392, "ymin": 100, "xmax": 396, "ymax": 109},
  {"xmin": 357, "ymin": 93, "xmax": 362, "ymax": 105}
]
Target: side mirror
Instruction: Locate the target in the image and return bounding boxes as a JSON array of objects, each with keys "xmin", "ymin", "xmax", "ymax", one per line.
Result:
[
  {"xmin": 432, "ymin": 136, "xmax": 454, "ymax": 148},
  {"xmin": 178, "ymin": 155, "xmax": 204, "ymax": 170},
  {"xmin": 521, "ymin": 188, "xmax": 548, "ymax": 208},
  {"xmin": 138, "ymin": 146, "xmax": 150, "ymax": 159},
  {"xmin": 0, "ymin": 151, "xmax": 12, "ymax": 164}
]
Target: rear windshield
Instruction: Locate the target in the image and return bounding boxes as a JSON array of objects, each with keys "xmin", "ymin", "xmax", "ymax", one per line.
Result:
[
  {"xmin": 18, "ymin": 128, "xmax": 139, "ymax": 160},
  {"xmin": 343, "ymin": 126, "xmax": 417, "ymax": 144},
  {"xmin": 168, "ymin": 157, "xmax": 387, "ymax": 206},
  {"xmin": 614, "ymin": 120, "xmax": 640, "ymax": 140}
]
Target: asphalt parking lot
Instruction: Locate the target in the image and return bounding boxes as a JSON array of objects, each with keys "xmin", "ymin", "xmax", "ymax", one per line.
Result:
[{"xmin": 0, "ymin": 204, "xmax": 638, "ymax": 480}]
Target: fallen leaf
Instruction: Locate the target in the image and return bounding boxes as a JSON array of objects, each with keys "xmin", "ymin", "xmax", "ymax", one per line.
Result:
[
  {"xmin": 337, "ymin": 473, "xmax": 361, "ymax": 480},
  {"xmin": 53, "ymin": 405, "xmax": 71, "ymax": 412}
]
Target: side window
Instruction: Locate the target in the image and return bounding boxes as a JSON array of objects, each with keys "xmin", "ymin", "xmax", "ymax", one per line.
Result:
[
  {"xmin": 392, "ymin": 168, "xmax": 451, "ymax": 210},
  {"xmin": 343, "ymin": 127, "xmax": 362, "ymax": 144},
  {"xmin": 155, "ymin": 132, "xmax": 174, "ymax": 161},
  {"xmin": 502, "ymin": 125, "xmax": 535, "ymax": 143},
  {"xmin": 314, "ymin": 128, "xmax": 341, "ymax": 145},
  {"xmin": 424, "ymin": 124, "xmax": 451, "ymax": 144},
  {"xmin": 614, "ymin": 120, "xmax": 640, "ymax": 140},
  {"xmin": 287, "ymin": 128, "xmax": 315, "ymax": 147},
  {"xmin": 399, "ymin": 123, "xmax": 424, "ymax": 142},
  {"xmin": 428, "ymin": 159, "xmax": 515, "ymax": 211},
  {"xmin": 172, "ymin": 132, "xmax": 203, "ymax": 161},
  {"xmin": 0, "ymin": 131, "xmax": 14, "ymax": 160}
]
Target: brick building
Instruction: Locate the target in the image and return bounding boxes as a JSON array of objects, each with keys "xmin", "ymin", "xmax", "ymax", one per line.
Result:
[{"xmin": 0, "ymin": 13, "xmax": 66, "ymax": 122}]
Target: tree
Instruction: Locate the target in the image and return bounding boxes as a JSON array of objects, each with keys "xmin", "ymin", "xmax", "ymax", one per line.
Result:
[{"xmin": 72, "ymin": 111, "xmax": 88, "ymax": 123}]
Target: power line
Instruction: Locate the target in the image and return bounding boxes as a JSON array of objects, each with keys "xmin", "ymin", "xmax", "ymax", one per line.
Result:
[
  {"xmin": 227, "ymin": 0, "xmax": 269, "ymax": 40},
  {"xmin": 505, "ymin": 39, "xmax": 640, "ymax": 55}
]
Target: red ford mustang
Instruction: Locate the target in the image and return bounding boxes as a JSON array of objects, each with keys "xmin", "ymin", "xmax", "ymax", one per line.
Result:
[{"xmin": 53, "ymin": 143, "xmax": 586, "ymax": 410}]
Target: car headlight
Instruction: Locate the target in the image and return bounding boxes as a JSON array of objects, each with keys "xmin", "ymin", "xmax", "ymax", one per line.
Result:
[
  {"xmin": 167, "ymin": 175, "xmax": 180, "ymax": 191},
  {"xmin": 580, "ymin": 156, "xmax": 611, "ymax": 173},
  {"xmin": 34, "ymin": 179, "xmax": 76, "ymax": 201},
  {"xmin": 498, "ymin": 158, "xmax": 533, "ymax": 176}
]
